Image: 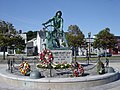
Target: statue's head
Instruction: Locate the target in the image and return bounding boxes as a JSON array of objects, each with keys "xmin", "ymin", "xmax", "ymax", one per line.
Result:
[{"xmin": 55, "ymin": 11, "xmax": 62, "ymax": 18}]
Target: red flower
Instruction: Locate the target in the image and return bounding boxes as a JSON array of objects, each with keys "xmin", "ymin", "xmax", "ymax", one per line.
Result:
[{"xmin": 39, "ymin": 49, "xmax": 53, "ymax": 64}]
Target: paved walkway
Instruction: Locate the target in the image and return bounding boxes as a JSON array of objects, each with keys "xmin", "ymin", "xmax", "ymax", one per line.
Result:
[
  {"xmin": 81, "ymin": 63, "xmax": 120, "ymax": 90},
  {"xmin": 0, "ymin": 62, "xmax": 120, "ymax": 90}
]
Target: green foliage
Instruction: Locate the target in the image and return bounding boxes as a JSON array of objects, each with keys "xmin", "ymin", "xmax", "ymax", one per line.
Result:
[
  {"xmin": 66, "ymin": 25, "xmax": 85, "ymax": 61},
  {"xmin": 12, "ymin": 36, "xmax": 26, "ymax": 50},
  {"xmin": 26, "ymin": 31, "xmax": 37, "ymax": 41},
  {"xmin": 0, "ymin": 34, "xmax": 10, "ymax": 46},
  {"xmin": 16, "ymin": 49, "xmax": 23, "ymax": 54},
  {"xmin": 93, "ymin": 28, "xmax": 117, "ymax": 49},
  {"xmin": 66, "ymin": 25, "xmax": 85, "ymax": 47},
  {"xmin": 0, "ymin": 20, "xmax": 25, "ymax": 59},
  {"xmin": 37, "ymin": 63, "xmax": 71, "ymax": 69},
  {"xmin": 61, "ymin": 42, "xmax": 66, "ymax": 47}
]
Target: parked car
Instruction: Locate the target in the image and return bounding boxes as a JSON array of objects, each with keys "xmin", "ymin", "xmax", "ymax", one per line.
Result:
[{"xmin": 98, "ymin": 52, "xmax": 112, "ymax": 57}]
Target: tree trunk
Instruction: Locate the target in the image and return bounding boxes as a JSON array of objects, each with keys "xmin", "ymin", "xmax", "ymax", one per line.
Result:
[
  {"xmin": 3, "ymin": 46, "xmax": 6, "ymax": 60},
  {"xmin": 74, "ymin": 47, "xmax": 77, "ymax": 62},
  {"xmin": 105, "ymin": 48, "xmax": 107, "ymax": 60}
]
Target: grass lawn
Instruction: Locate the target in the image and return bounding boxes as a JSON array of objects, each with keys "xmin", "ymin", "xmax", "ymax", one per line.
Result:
[{"xmin": 73, "ymin": 56, "xmax": 120, "ymax": 61}]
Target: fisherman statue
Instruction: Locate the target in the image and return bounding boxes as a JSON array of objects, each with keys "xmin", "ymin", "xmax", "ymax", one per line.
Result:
[{"xmin": 42, "ymin": 11, "xmax": 67, "ymax": 49}]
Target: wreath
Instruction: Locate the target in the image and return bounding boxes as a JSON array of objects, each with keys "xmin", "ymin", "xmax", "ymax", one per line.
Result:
[
  {"xmin": 19, "ymin": 61, "xmax": 31, "ymax": 76},
  {"xmin": 72, "ymin": 62, "xmax": 84, "ymax": 77},
  {"xmin": 39, "ymin": 49, "xmax": 53, "ymax": 64}
]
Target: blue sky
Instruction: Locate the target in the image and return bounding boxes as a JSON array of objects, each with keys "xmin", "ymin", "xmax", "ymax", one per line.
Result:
[{"xmin": 0, "ymin": 0, "xmax": 120, "ymax": 37}]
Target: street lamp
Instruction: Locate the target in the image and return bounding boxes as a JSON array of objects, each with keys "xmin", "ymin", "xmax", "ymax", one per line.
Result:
[{"xmin": 88, "ymin": 32, "xmax": 91, "ymax": 64}]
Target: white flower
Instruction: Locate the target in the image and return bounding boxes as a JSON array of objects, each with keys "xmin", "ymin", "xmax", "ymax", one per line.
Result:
[
  {"xmin": 61, "ymin": 65, "xmax": 64, "ymax": 68},
  {"xmin": 52, "ymin": 65, "xmax": 56, "ymax": 68},
  {"xmin": 45, "ymin": 55, "xmax": 49, "ymax": 59},
  {"xmin": 42, "ymin": 64, "xmax": 45, "ymax": 67},
  {"xmin": 45, "ymin": 64, "xmax": 48, "ymax": 68},
  {"xmin": 65, "ymin": 64, "xmax": 67, "ymax": 66}
]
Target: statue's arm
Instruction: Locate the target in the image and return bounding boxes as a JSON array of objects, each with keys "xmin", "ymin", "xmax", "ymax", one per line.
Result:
[{"xmin": 42, "ymin": 18, "xmax": 54, "ymax": 26}]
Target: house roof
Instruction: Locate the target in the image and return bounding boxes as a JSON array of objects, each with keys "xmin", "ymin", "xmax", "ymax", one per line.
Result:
[
  {"xmin": 27, "ymin": 38, "xmax": 37, "ymax": 47},
  {"xmin": 28, "ymin": 38, "xmax": 36, "ymax": 43}
]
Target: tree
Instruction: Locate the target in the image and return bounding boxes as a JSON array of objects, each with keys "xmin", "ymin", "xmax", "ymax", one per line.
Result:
[
  {"xmin": 93, "ymin": 28, "xmax": 117, "ymax": 56},
  {"xmin": 10, "ymin": 35, "xmax": 26, "ymax": 54},
  {"xmin": 0, "ymin": 20, "xmax": 25, "ymax": 60},
  {"xmin": 66, "ymin": 25, "xmax": 85, "ymax": 61},
  {"xmin": 0, "ymin": 34, "xmax": 10, "ymax": 60},
  {"xmin": 26, "ymin": 31, "xmax": 37, "ymax": 41}
]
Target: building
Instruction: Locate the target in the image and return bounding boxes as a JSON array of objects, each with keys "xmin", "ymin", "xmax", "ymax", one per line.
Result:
[
  {"xmin": 77, "ymin": 38, "xmax": 104, "ymax": 56},
  {"xmin": 26, "ymin": 30, "xmax": 120, "ymax": 56},
  {"xmin": 26, "ymin": 29, "xmax": 68, "ymax": 56},
  {"xmin": 26, "ymin": 30, "xmax": 48, "ymax": 56},
  {"xmin": 110, "ymin": 36, "xmax": 120, "ymax": 54},
  {"xmin": 26, "ymin": 38, "xmax": 38, "ymax": 56}
]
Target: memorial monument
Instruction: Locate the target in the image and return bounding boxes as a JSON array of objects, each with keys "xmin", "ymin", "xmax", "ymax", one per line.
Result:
[
  {"xmin": 41, "ymin": 11, "xmax": 72, "ymax": 63},
  {"xmin": 0, "ymin": 11, "xmax": 119, "ymax": 90}
]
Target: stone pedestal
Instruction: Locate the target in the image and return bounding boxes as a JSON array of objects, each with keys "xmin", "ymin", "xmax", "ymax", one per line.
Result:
[
  {"xmin": 106, "ymin": 67, "xmax": 115, "ymax": 73},
  {"xmin": 51, "ymin": 50, "xmax": 72, "ymax": 63}
]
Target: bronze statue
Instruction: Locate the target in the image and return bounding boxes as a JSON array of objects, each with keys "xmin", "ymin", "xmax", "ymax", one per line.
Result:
[
  {"xmin": 42, "ymin": 11, "xmax": 63, "ymax": 37},
  {"xmin": 42, "ymin": 11, "xmax": 68, "ymax": 49}
]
